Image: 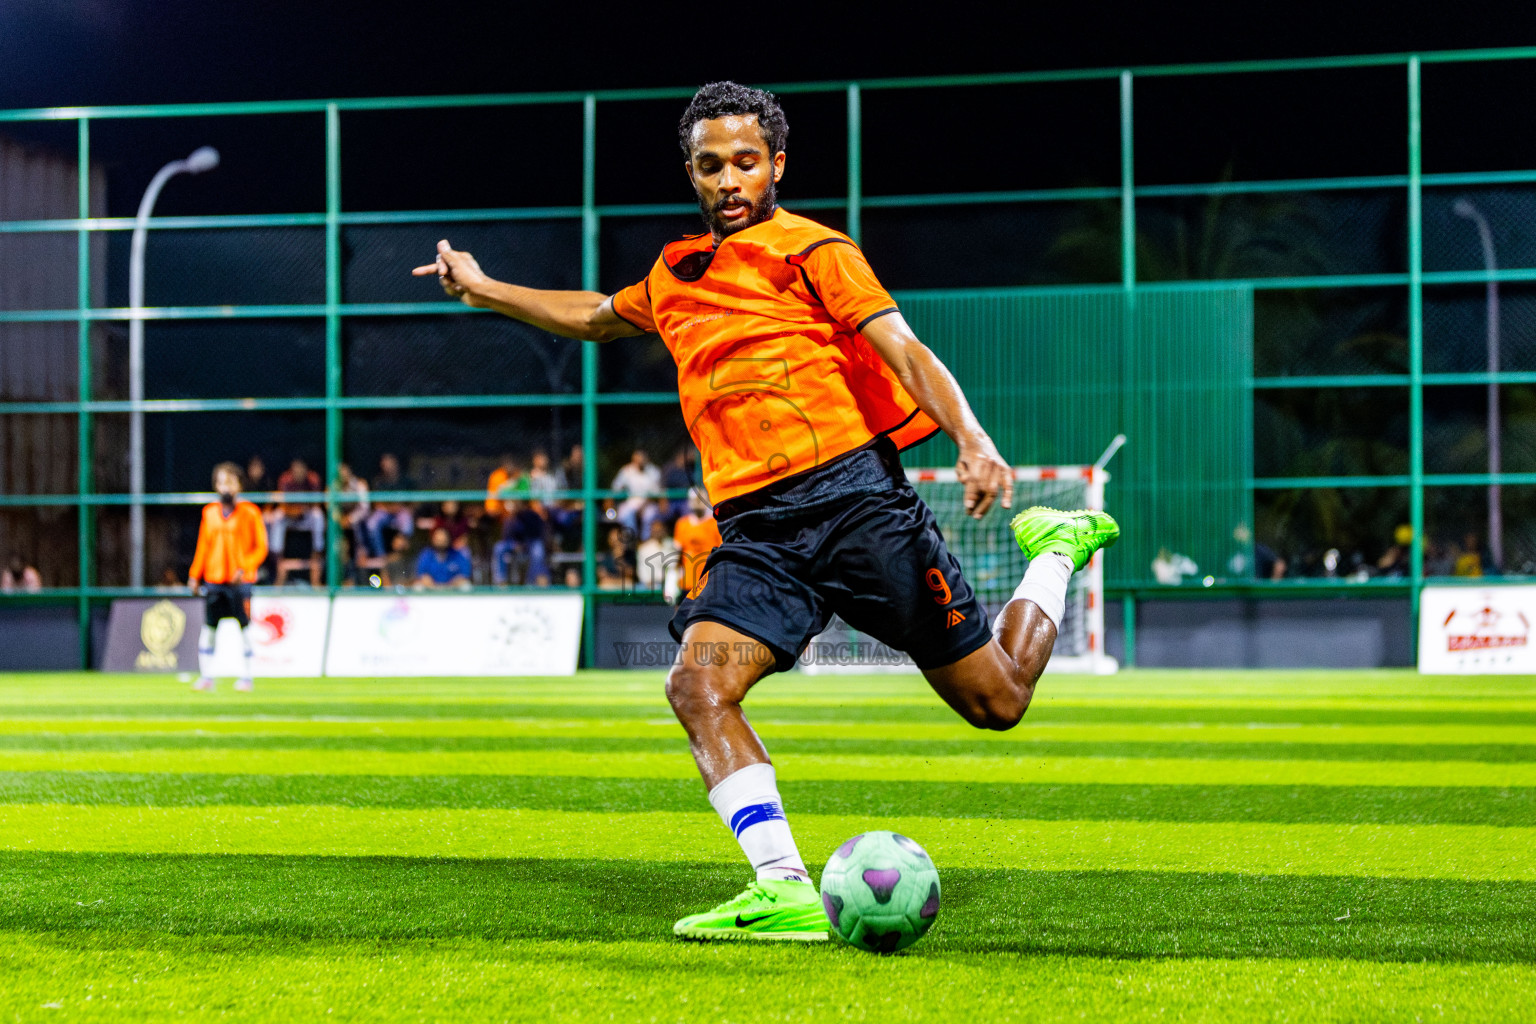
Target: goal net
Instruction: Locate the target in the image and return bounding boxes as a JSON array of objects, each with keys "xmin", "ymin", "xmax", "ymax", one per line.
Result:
[{"xmin": 800, "ymin": 463, "xmax": 1115, "ymax": 675}]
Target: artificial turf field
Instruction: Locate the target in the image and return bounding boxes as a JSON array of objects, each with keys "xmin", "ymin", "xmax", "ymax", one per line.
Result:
[{"xmin": 0, "ymin": 670, "xmax": 1532, "ymax": 1022}]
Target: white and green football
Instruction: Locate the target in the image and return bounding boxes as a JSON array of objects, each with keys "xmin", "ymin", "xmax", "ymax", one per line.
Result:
[{"xmin": 820, "ymin": 830, "xmax": 940, "ymax": 953}]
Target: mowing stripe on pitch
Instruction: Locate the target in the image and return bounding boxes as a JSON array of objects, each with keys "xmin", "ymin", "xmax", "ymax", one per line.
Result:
[
  {"xmin": 2, "ymin": 717, "xmax": 1532, "ymax": 749},
  {"xmin": 0, "ymin": 804, "xmax": 1531, "ymax": 880},
  {"xmin": 0, "ymin": 748, "xmax": 1530, "ymax": 787}
]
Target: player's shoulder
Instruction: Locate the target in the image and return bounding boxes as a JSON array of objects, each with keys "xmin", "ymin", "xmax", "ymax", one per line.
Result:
[{"xmin": 770, "ymin": 208, "xmax": 858, "ymax": 252}]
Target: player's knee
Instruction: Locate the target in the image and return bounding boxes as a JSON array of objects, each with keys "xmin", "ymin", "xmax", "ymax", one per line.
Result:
[
  {"xmin": 665, "ymin": 663, "xmax": 736, "ymax": 720},
  {"xmin": 966, "ymin": 690, "xmax": 1026, "ymax": 731}
]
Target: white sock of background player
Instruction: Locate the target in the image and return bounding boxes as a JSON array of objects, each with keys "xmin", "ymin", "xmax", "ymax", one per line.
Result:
[
  {"xmin": 1005, "ymin": 551, "xmax": 1075, "ymax": 632},
  {"xmin": 708, "ymin": 762, "xmax": 810, "ymax": 884},
  {"xmin": 197, "ymin": 625, "xmax": 216, "ymax": 679},
  {"xmin": 239, "ymin": 626, "xmax": 254, "ymax": 679}
]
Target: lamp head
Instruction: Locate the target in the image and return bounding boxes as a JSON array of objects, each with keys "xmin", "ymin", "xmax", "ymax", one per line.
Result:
[
  {"xmin": 1452, "ymin": 198, "xmax": 1475, "ymax": 219},
  {"xmin": 185, "ymin": 146, "xmax": 220, "ymax": 173}
]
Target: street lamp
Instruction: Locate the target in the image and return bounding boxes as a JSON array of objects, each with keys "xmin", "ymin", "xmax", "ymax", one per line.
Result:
[
  {"xmin": 1453, "ymin": 198, "xmax": 1502, "ymax": 573},
  {"xmin": 128, "ymin": 146, "xmax": 219, "ymax": 588}
]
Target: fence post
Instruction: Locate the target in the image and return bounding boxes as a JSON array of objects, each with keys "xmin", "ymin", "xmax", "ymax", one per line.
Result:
[
  {"xmin": 581, "ymin": 94, "xmax": 600, "ymax": 669},
  {"xmin": 1407, "ymin": 57, "xmax": 1425, "ymax": 652},
  {"xmin": 324, "ymin": 103, "xmax": 344, "ymax": 592},
  {"xmin": 76, "ymin": 117, "xmax": 93, "ymax": 667}
]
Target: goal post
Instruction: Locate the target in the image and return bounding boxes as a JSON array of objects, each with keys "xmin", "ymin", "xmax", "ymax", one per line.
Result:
[{"xmin": 800, "ymin": 460, "xmax": 1117, "ymax": 676}]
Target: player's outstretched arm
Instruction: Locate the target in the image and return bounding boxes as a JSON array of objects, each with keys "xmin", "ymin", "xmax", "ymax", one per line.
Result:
[
  {"xmin": 411, "ymin": 239, "xmax": 642, "ymax": 343},
  {"xmin": 862, "ymin": 313, "xmax": 1013, "ymax": 519}
]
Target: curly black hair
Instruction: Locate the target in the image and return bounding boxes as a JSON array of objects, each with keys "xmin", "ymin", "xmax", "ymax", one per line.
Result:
[{"xmin": 677, "ymin": 81, "xmax": 788, "ymax": 157}]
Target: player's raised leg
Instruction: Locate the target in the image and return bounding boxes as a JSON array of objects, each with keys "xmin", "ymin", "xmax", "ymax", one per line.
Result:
[
  {"xmin": 666, "ymin": 619, "xmax": 828, "ymax": 942},
  {"xmin": 923, "ymin": 506, "xmax": 1119, "ymax": 729}
]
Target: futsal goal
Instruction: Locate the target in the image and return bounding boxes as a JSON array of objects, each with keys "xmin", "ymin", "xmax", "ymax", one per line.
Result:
[{"xmin": 801, "ymin": 437, "xmax": 1122, "ymax": 676}]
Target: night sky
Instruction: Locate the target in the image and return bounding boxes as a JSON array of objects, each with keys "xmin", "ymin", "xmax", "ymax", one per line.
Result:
[{"xmin": 2, "ymin": 0, "xmax": 1534, "ymax": 110}]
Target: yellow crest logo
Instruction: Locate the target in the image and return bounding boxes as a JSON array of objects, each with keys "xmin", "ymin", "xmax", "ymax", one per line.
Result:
[{"xmin": 135, "ymin": 600, "xmax": 186, "ymax": 670}]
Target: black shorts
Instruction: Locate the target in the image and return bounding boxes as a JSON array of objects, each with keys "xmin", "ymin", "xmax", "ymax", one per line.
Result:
[
  {"xmin": 204, "ymin": 583, "xmax": 252, "ymax": 628},
  {"xmin": 669, "ymin": 439, "xmax": 993, "ymax": 673}
]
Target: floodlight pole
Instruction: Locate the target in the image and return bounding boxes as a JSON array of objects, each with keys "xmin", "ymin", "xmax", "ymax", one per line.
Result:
[
  {"xmin": 127, "ymin": 146, "xmax": 218, "ymax": 588},
  {"xmin": 1453, "ymin": 199, "xmax": 1502, "ymax": 572}
]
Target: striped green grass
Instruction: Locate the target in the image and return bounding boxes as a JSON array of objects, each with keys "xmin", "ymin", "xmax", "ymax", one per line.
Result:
[{"xmin": 0, "ymin": 669, "xmax": 1532, "ymax": 1022}]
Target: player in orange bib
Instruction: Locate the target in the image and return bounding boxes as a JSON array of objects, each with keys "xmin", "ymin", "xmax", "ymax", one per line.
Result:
[
  {"xmin": 188, "ymin": 462, "xmax": 269, "ymax": 692},
  {"xmin": 413, "ymin": 82, "xmax": 1118, "ymax": 941}
]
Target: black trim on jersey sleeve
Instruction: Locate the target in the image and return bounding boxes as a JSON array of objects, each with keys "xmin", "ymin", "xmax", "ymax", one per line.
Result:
[
  {"xmin": 610, "ymin": 302, "xmax": 651, "ymax": 334},
  {"xmin": 856, "ymin": 307, "xmax": 900, "ymax": 333}
]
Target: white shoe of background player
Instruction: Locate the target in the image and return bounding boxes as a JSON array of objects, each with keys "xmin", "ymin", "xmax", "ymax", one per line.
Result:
[
  {"xmin": 234, "ymin": 678, "xmax": 254, "ymax": 692},
  {"xmin": 192, "ymin": 677, "xmax": 216, "ymax": 691}
]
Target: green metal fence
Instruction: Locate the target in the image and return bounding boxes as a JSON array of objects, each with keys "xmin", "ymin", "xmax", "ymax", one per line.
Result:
[{"xmin": 5, "ymin": 47, "xmax": 1536, "ymax": 666}]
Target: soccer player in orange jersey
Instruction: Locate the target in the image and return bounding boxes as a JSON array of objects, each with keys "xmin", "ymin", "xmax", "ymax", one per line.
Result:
[
  {"xmin": 189, "ymin": 462, "xmax": 269, "ymax": 692},
  {"xmin": 414, "ymin": 82, "xmax": 1118, "ymax": 941}
]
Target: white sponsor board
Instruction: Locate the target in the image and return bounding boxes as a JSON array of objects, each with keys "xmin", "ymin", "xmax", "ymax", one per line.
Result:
[
  {"xmin": 324, "ymin": 594, "xmax": 583, "ymax": 677},
  {"xmin": 1418, "ymin": 584, "xmax": 1536, "ymax": 674},
  {"xmin": 211, "ymin": 595, "xmax": 331, "ymax": 677}
]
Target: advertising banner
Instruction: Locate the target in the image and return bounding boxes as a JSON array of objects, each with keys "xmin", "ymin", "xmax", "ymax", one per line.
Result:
[
  {"xmin": 101, "ymin": 598, "xmax": 202, "ymax": 673},
  {"xmin": 325, "ymin": 594, "xmax": 584, "ymax": 676},
  {"xmin": 209, "ymin": 595, "xmax": 331, "ymax": 677},
  {"xmin": 1418, "ymin": 584, "xmax": 1536, "ymax": 674}
]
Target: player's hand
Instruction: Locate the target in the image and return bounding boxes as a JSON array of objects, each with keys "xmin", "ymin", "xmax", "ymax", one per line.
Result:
[
  {"xmin": 188, "ymin": 580, "xmax": 201, "ymax": 595},
  {"xmin": 955, "ymin": 440, "xmax": 1013, "ymax": 520},
  {"xmin": 411, "ymin": 239, "xmax": 490, "ymax": 307}
]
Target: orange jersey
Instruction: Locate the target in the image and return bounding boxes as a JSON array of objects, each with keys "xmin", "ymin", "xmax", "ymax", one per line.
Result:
[
  {"xmin": 673, "ymin": 513, "xmax": 723, "ymax": 595},
  {"xmin": 189, "ymin": 501, "xmax": 268, "ymax": 585},
  {"xmin": 612, "ymin": 208, "xmax": 938, "ymax": 505}
]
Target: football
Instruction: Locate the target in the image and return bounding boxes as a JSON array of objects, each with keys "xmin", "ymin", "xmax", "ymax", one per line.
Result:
[{"xmin": 820, "ymin": 830, "xmax": 941, "ymax": 953}]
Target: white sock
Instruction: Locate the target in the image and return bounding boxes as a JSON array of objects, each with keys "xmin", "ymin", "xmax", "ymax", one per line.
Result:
[
  {"xmin": 198, "ymin": 625, "xmax": 216, "ymax": 678},
  {"xmin": 1007, "ymin": 552, "xmax": 1074, "ymax": 631},
  {"xmin": 707, "ymin": 762, "xmax": 809, "ymax": 883},
  {"xmin": 239, "ymin": 627, "xmax": 254, "ymax": 679}
]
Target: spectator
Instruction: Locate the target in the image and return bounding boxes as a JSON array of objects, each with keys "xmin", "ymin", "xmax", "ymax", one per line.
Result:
[
  {"xmin": 486, "ymin": 454, "xmax": 529, "ymax": 521},
  {"xmin": 381, "ymin": 532, "xmax": 413, "ymax": 589},
  {"xmin": 597, "ymin": 525, "xmax": 635, "ymax": 590},
  {"xmin": 612, "ymin": 448, "xmax": 662, "ymax": 538},
  {"xmin": 1, "ymin": 556, "xmax": 41, "ymax": 593},
  {"xmin": 275, "ymin": 458, "xmax": 324, "ymax": 586},
  {"xmin": 662, "ymin": 448, "xmax": 696, "ymax": 492},
  {"xmin": 1455, "ymin": 532, "xmax": 1484, "ymax": 577},
  {"xmin": 420, "ymin": 500, "xmax": 473, "ymax": 549},
  {"xmin": 1376, "ymin": 524, "xmax": 1413, "ymax": 577},
  {"xmin": 561, "ymin": 444, "xmax": 584, "ymax": 489},
  {"xmin": 366, "ymin": 452, "xmax": 417, "ymax": 547},
  {"xmin": 671, "ymin": 489, "xmax": 721, "ymax": 600},
  {"xmin": 245, "ymin": 455, "xmax": 271, "ymax": 494},
  {"xmin": 493, "ymin": 499, "xmax": 552, "ymax": 587},
  {"xmin": 529, "ymin": 450, "xmax": 559, "ymax": 502},
  {"xmin": 636, "ymin": 519, "xmax": 677, "ymax": 591},
  {"xmin": 414, "ymin": 527, "xmax": 473, "ymax": 590},
  {"xmin": 332, "ymin": 463, "xmax": 380, "ymax": 581}
]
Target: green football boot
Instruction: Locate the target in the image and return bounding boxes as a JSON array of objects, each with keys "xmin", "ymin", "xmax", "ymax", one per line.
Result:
[
  {"xmin": 1010, "ymin": 506, "xmax": 1120, "ymax": 571},
  {"xmin": 673, "ymin": 879, "xmax": 830, "ymax": 942}
]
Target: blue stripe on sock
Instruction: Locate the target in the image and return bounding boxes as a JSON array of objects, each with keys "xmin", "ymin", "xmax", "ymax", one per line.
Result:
[{"xmin": 729, "ymin": 802, "xmax": 786, "ymax": 836}]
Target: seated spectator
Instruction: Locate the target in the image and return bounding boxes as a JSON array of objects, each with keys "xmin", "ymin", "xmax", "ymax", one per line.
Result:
[
  {"xmin": 275, "ymin": 458, "xmax": 325, "ymax": 586},
  {"xmin": 333, "ymin": 463, "xmax": 381, "ymax": 581},
  {"xmin": 420, "ymin": 500, "xmax": 473, "ymax": 549},
  {"xmin": 636, "ymin": 520, "xmax": 677, "ymax": 591},
  {"xmin": 597, "ymin": 525, "xmax": 635, "ymax": 590},
  {"xmin": 1, "ymin": 556, "xmax": 42, "ymax": 593},
  {"xmin": 366, "ymin": 452, "xmax": 417, "ymax": 549},
  {"xmin": 1455, "ymin": 532, "xmax": 1485, "ymax": 577},
  {"xmin": 414, "ymin": 527, "xmax": 473, "ymax": 590},
  {"xmin": 381, "ymin": 532, "xmax": 413, "ymax": 589},
  {"xmin": 612, "ymin": 448, "xmax": 662, "ymax": 538},
  {"xmin": 672, "ymin": 489, "xmax": 722, "ymax": 601},
  {"xmin": 1376, "ymin": 524, "xmax": 1414, "ymax": 578},
  {"xmin": 493, "ymin": 499, "xmax": 552, "ymax": 586},
  {"xmin": 662, "ymin": 448, "xmax": 696, "ymax": 492}
]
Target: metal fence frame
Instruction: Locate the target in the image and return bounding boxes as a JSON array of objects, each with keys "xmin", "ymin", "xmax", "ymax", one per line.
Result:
[{"xmin": 4, "ymin": 46, "xmax": 1536, "ymax": 666}]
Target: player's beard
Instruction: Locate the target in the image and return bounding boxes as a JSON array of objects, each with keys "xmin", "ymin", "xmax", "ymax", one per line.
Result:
[
  {"xmin": 699, "ymin": 183, "xmax": 777, "ymax": 240},
  {"xmin": 219, "ymin": 492, "xmax": 236, "ymax": 510}
]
